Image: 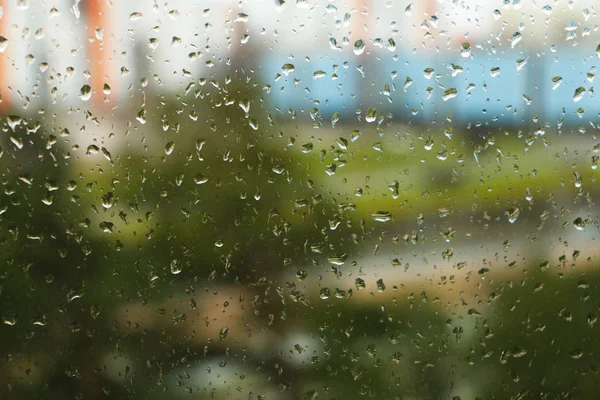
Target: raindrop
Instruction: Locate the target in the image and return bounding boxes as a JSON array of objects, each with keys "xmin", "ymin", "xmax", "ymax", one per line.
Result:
[
  {"xmin": 165, "ymin": 141, "xmax": 175, "ymax": 155},
  {"xmin": 573, "ymin": 87, "xmax": 585, "ymax": 102},
  {"xmin": 551, "ymin": 76, "xmax": 562, "ymax": 90},
  {"xmin": 372, "ymin": 211, "xmax": 392, "ymax": 222},
  {"xmin": 505, "ymin": 207, "xmax": 520, "ymax": 223},
  {"xmin": 365, "ymin": 108, "xmax": 377, "ymax": 123},
  {"xmin": 170, "ymin": 259, "xmax": 182, "ymax": 275},
  {"xmin": 460, "ymin": 42, "xmax": 471, "ymax": 57},
  {"xmin": 80, "ymin": 85, "xmax": 92, "ymax": 101},
  {"xmin": 281, "ymin": 63, "xmax": 295, "ymax": 76},
  {"xmin": 101, "ymin": 192, "xmax": 114, "ymax": 209},
  {"xmin": 423, "ymin": 67, "xmax": 435, "ymax": 79},
  {"xmin": 274, "ymin": 0, "xmax": 286, "ymax": 12},
  {"xmin": 511, "ymin": 32, "xmax": 522, "ymax": 48},
  {"xmin": 313, "ymin": 70, "xmax": 326, "ymax": 79},
  {"xmin": 0, "ymin": 36, "xmax": 8, "ymax": 53},
  {"xmin": 442, "ymin": 88, "xmax": 458, "ymax": 101},
  {"xmin": 353, "ymin": 39, "xmax": 366, "ymax": 55}
]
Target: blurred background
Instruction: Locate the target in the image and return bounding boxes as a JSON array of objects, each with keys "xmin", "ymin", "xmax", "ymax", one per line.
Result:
[{"xmin": 1, "ymin": 0, "xmax": 600, "ymax": 398}]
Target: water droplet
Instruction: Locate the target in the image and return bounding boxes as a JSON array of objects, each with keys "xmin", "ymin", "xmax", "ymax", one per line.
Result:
[
  {"xmin": 235, "ymin": 12, "xmax": 249, "ymax": 23},
  {"xmin": 80, "ymin": 84, "xmax": 92, "ymax": 101},
  {"xmin": 136, "ymin": 109, "xmax": 147, "ymax": 124},
  {"xmin": 313, "ymin": 70, "xmax": 326, "ymax": 79},
  {"xmin": 331, "ymin": 112, "xmax": 340, "ymax": 128},
  {"xmin": 516, "ymin": 57, "xmax": 528, "ymax": 71},
  {"xmin": 573, "ymin": 87, "xmax": 585, "ymax": 102},
  {"xmin": 423, "ymin": 67, "xmax": 435, "ymax": 79},
  {"xmin": 565, "ymin": 20, "xmax": 577, "ymax": 32},
  {"xmin": 372, "ymin": 211, "xmax": 391, "ymax": 222},
  {"xmin": 551, "ymin": 76, "xmax": 562, "ymax": 90},
  {"xmin": 0, "ymin": 36, "xmax": 8, "ymax": 53},
  {"xmin": 101, "ymin": 192, "xmax": 114, "ymax": 209},
  {"xmin": 170, "ymin": 259, "xmax": 182, "ymax": 275},
  {"xmin": 194, "ymin": 174, "xmax": 208, "ymax": 185},
  {"xmin": 165, "ymin": 141, "xmax": 175, "ymax": 155},
  {"xmin": 274, "ymin": 0, "xmax": 286, "ymax": 11},
  {"xmin": 148, "ymin": 38, "xmax": 159, "ymax": 51},
  {"xmin": 365, "ymin": 108, "xmax": 377, "ymax": 123},
  {"xmin": 328, "ymin": 254, "xmax": 347, "ymax": 265},
  {"xmin": 505, "ymin": 207, "xmax": 520, "ymax": 223},
  {"xmin": 460, "ymin": 42, "xmax": 471, "ymax": 57},
  {"xmin": 511, "ymin": 32, "xmax": 522, "ymax": 48},
  {"xmin": 442, "ymin": 88, "xmax": 458, "ymax": 101},
  {"xmin": 219, "ymin": 327, "xmax": 229, "ymax": 340},
  {"xmin": 387, "ymin": 38, "xmax": 396, "ymax": 52},
  {"xmin": 573, "ymin": 217, "xmax": 585, "ymax": 231},
  {"xmin": 281, "ymin": 63, "xmax": 295, "ymax": 76},
  {"xmin": 16, "ymin": 0, "xmax": 29, "ymax": 10},
  {"xmin": 353, "ymin": 39, "xmax": 366, "ymax": 55}
]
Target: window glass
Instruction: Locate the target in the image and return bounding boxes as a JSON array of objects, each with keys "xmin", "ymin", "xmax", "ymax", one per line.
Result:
[{"xmin": 1, "ymin": 1, "xmax": 599, "ymax": 399}]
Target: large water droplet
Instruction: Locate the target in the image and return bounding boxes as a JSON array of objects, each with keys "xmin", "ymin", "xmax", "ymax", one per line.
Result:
[
  {"xmin": 442, "ymin": 88, "xmax": 458, "ymax": 101},
  {"xmin": 511, "ymin": 32, "xmax": 522, "ymax": 48},
  {"xmin": 170, "ymin": 259, "xmax": 182, "ymax": 275},
  {"xmin": 281, "ymin": 63, "xmax": 295, "ymax": 76},
  {"xmin": 573, "ymin": 87, "xmax": 585, "ymax": 102},
  {"xmin": 365, "ymin": 108, "xmax": 377, "ymax": 123},
  {"xmin": 551, "ymin": 76, "xmax": 562, "ymax": 90},
  {"xmin": 505, "ymin": 207, "xmax": 520, "ymax": 223},
  {"xmin": 165, "ymin": 141, "xmax": 175, "ymax": 155},
  {"xmin": 80, "ymin": 85, "xmax": 92, "ymax": 101},
  {"xmin": 372, "ymin": 211, "xmax": 391, "ymax": 222},
  {"xmin": 0, "ymin": 36, "xmax": 8, "ymax": 53},
  {"xmin": 460, "ymin": 42, "xmax": 471, "ymax": 57},
  {"xmin": 353, "ymin": 39, "xmax": 366, "ymax": 55}
]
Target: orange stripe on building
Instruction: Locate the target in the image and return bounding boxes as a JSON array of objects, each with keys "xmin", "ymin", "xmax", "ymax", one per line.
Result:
[
  {"xmin": 86, "ymin": 0, "xmax": 113, "ymax": 107},
  {"xmin": 0, "ymin": 0, "xmax": 10, "ymax": 113}
]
